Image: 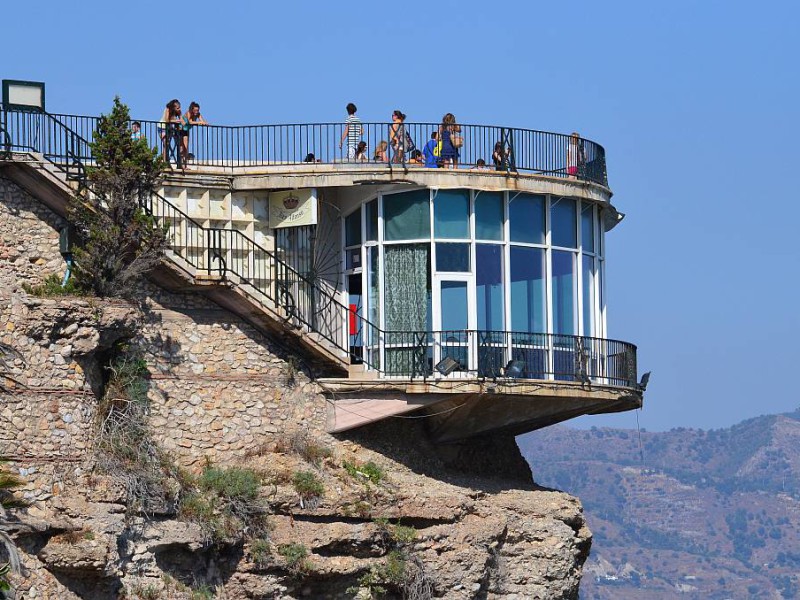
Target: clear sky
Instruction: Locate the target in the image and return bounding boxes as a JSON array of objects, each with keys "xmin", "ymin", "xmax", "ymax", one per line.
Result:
[{"xmin": 3, "ymin": 0, "xmax": 799, "ymax": 431}]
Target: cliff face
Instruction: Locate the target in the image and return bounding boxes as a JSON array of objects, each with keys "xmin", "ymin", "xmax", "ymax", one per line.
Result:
[{"xmin": 0, "ymin": 174, "xmax": 591, "ymax": 599}]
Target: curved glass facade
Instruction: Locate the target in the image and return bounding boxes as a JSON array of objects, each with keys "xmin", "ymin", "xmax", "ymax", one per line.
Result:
[{"xmin": 344, "ymin": 188, "xmax": 606, "ymax": 377}]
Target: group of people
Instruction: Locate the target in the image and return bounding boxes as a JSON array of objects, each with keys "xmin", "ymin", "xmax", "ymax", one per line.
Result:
[
  {"xmin": 157, "ymin": 99, "xmax": 208, "ymax": 165},
  {"xmin": 138, "ymin": 100, "xmax": 581, "ymax": 176},
  {"xmin": 338, "ymin": 104, "xmax": 472, "ymax": 169}
]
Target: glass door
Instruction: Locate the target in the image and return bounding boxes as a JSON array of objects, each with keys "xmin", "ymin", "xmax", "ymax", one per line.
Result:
[{"xmin": 433, "ymin": 275, "xmax": 475, "ymax": 376}]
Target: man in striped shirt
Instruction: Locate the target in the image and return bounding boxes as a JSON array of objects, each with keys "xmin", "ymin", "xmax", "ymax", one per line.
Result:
[{"xmin": 339, "ymin": 102, "xmax": 362, "ymax": 161}]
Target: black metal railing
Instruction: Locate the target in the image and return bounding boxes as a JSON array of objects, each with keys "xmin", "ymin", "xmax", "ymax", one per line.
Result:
[
  {"xmin": 1, "ymin": 108, "xmax": 637, "ymax": 388},
  {"xmin": 30, "ymin": 110, "xmax": 608, "ymax": 186},
  {"xmin": 360, "ymin": 330, "xmax": 637, "ymax": 387}
]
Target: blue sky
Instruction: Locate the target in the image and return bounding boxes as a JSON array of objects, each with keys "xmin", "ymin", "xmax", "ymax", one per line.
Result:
[{"xmin": 3, "ymin": 0, "xmax": 799, "ymax": 431}]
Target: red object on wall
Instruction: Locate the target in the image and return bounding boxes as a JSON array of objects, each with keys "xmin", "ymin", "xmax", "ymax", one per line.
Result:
[{"xmin": 349, "ymin": 304, "xmax": 357, "ymax": 335}]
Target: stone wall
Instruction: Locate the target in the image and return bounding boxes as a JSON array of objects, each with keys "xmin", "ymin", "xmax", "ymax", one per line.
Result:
[
  {"xmin": 0, "ymin": 172, "xmax": 591, "ymax": 599},
  {"xmin": 136, "ymin": 285, "xmax": 330, "ymax": 465},
  {"xmin": 0, "ymin": 175, "xmax": 67, "ymax": 292}
]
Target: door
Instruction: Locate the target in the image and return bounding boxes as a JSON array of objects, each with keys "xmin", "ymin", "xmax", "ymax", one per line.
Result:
[{"xmin": 433, "ymin": 275, "xmax": 475, "ymax": 375}]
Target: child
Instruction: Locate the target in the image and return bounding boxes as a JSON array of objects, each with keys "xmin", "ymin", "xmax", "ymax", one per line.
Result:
[
  {"xmin": 408, "ymin": 149, "xmax": 424, "ymax": 165},
  {"xmin": 131, "ymin": 121, "xmax": 142, "ymax": 142},
  {"xmin": 355, "ymin": 141, "xmax": 368, "ymax": 162}
]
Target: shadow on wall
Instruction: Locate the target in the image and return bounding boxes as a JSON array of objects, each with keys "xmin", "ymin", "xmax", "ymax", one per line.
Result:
[{"xmin": 341, "ymin": 417, "xmax": 536, "ymax": 492}]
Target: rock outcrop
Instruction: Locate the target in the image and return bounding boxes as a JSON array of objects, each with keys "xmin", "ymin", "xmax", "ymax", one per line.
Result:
[{"xmin": 0, "ymin": 173, "xmax": 592, "ymax": 599}]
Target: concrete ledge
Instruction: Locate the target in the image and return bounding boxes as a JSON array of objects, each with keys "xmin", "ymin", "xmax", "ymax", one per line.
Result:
[{"xmin": 322, "ymin": 377, "xmax": 642, "ymax": 442}]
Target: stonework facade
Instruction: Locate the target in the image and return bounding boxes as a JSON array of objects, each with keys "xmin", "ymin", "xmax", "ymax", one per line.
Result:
[{"xmin": 0, "ymin": 173, "xmax": 591, "ymax": 599}]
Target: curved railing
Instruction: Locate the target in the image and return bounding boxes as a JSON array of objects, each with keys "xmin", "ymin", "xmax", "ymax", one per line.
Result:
[
  {"xmin": 0, "ymin": 108, "xmax": 635, "ymax": 388},
  {"xmin": 28, "ymin": 111, "xmax": 609, "ymax": 186}
]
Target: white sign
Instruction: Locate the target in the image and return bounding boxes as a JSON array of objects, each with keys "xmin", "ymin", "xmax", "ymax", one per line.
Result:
[{"xmin": 269, "ymin": 188, "xmax": 318, "ymax": 229}]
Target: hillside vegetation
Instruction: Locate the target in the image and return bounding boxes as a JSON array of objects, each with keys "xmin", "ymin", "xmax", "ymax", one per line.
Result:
[{"xmin": 519, "ymin": 409, "xmax": 800, "ymax": 599}]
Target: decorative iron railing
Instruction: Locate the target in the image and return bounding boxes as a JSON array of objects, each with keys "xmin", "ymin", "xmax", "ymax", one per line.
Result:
[
  {"xmin": 355, "ymin": 329, "xmax": 637, "ymax": 388},
  {"xmin": 0, "ymin": 108, "xmax": 636, "ymax": 388},
  {"xmin": 22, "ymin": 110, "xmax": 608, "ymax": 186}
]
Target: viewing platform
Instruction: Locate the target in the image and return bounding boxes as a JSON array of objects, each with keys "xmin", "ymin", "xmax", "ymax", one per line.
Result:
[{"xmin": 1, "ymin": 107, "xmax": 643, "ymax": 442}]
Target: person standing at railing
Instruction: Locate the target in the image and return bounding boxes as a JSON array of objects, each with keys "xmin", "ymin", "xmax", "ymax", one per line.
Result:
[
  {"xmin": 492, "ymin": 141, "xmax": 511, "ymax": 171},
  {"xmin": 339, "ymin": 102, "xmax": 362, "ymax": 161},
  {"xmin": 180, "ymin": 102, "xmax": 208, "ymax": 166},
  {"xmin": 159, "ymin": 99, "xmax": 182, "ymax": 163},
  {"xmin": 567, "ymin": 131, "xmax": 585, "ymax": 179},
  {"xmin": 130, "ymin": 121, "xmax": 142, "ymax": 142},
  {"xmin": 439, "ymin": 113, "xmax": 461, "ymax": 169},
  {"xmin": 390, "ymin": 110, "xmax": 414, "ymax": 163}
]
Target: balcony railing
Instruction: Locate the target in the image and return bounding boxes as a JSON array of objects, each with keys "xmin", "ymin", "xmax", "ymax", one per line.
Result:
[
  {"xmin": 1, "ymin": 108, "xmax": 608, "ymax": 186},
  {"xmin": 0, "ymin": 108, "xmax": 635, "ymax": 388},
  {"xmin": 351, "ymin": 329, "xmax": 637, "ymax": 388}
]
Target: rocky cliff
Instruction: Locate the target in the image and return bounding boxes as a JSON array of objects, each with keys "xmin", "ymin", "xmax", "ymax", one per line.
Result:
[{"xmin": 0, "ymin": 174, "xmax": 591, "ymax": 599}]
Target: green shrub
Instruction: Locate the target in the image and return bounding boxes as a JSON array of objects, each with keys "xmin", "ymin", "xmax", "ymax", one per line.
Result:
[
  {"xmin": 22, "ymin": 273, "xmax": 86, "ymax": 297},
  {"xmin": 349, "ymin": 550, "xmax": 408, "ymax": 597},
  {"xmin": 277, "ymin": 543, "xmax": 311, "ymax": 574},
  {"xmin": 190, "ymin": 585, "xmax": 215, "ymax": 600},
  {"xmin": 250, "ymin": 537, "xmax": 271, "ymax": 567},
  {"xmin": 343, "ymin": 460, "xmax": 385, "ymax": 485},
  {"xmin": 374, "ymin": 519, "xmax": 417, "ymax": 548},
  {"xmin": 199, "ymin": 466, "xmax": 261, "ymax": 503},
  {"xmin": 178, "ymin": 467, "xmax": 270, "ymax": 544},
  {"xmin": 390, "ymin": 524, "xmax": 417, "ymax": 545},
  {"xmin": 292, "ymin": 470, "xmax": 324, "ymax": 500},
  {"xmin": 280, "ymin": 432, "xmax": 332, "ymax": 467}
]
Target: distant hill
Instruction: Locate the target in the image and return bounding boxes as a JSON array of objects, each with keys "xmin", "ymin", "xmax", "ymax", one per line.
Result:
[{"xmin": 518, "ymin": 409, "xmax": 800, "ymax": 599}]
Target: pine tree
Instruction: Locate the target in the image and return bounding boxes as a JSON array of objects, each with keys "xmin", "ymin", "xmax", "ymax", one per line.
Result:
[{"xmin": 70, "ymin": 97, "xmax": 168, "ymax": 297}]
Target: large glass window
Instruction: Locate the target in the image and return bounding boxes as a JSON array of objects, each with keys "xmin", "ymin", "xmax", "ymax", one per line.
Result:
[
  {"xmin": 366, "ymin": 199, "xmax": 378, "ymax": 242},
  {"xmin": 552, "ymin": 250, "xmax": 576, "ymax": 335},
  {"xmin": 436, "ymin": 243, "xmax": 470, "ymax": 272},
  {"xmin": 476, "ymin": 244, "xmax": 504, "ymax": 330},
  {"xmin": 345, "ymin": 210, "xmax": 361, "ymax": 247},
  {"xmin": 552, "ymin": 197, "xmax": 577, "ymax": 248},
  {"xmin": 434, "ymin": 189, "xmax": 469, "ymax": 239},
  {"xmin": 475, "ymin": 191, "xmax": 504, "ymax": 241},
  {"xmin": 440, "ymin": 281, "xmax": 468, "ymax": 331},
  {"xmin": 351, "ymin": 190, "xmax": 608, "ymax": 379},
  {"xmin": 582, "ymin": 255, "xmax": 596, "ymax": 337},
  {"xmin": 384, "ymin": 190, "xmax": 430, "ymax": 241},
  {"xmin": 510, "ymin": 246, "xmax": 545, "ymax": 333},
  {"xmin": 509, "ymin": 193, "xmax": 545, "ymax": 244},
  {"xmin": 581, "ymin": 203, "xmax": 595, "ymax": 254}
]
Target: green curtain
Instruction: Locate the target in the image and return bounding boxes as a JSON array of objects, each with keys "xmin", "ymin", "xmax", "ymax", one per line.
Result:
[{"xmin": 384, "ymin": 244, "xmax": 430, "ymax": 375}]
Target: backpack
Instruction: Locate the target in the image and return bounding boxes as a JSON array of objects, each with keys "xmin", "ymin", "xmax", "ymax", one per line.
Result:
[{"xmin": 405, "ymin": 131, "xmax": 416, "ymax": 154}]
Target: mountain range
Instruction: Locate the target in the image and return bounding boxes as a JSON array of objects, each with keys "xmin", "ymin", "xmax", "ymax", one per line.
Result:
[{"xmin": 518, "ymin": 409, "xmax": 800, "ymax": 599}]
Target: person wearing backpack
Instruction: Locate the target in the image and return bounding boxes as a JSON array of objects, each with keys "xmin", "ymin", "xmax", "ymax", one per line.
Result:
[
  {"xmin": 439, "ymin": 113, "xmax": 461, "ymax": 169},
  {"xmin": 390, "ymin": 110, "xmax": 415, "ymax": 163}
]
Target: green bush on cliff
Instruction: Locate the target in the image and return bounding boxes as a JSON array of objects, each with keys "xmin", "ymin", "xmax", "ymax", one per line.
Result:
[{"xmin": 178, "ymin": 464, "xmax": 271, "ymax": 544}]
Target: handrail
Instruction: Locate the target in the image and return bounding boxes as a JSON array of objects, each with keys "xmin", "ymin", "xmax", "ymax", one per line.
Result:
[
  {"xmin": 37, "ymin": 110, "xmax": 608, "ymax": 186},
  {"xmin": 368, "ymin": 329, "xmax": 637, "ymax": 388},
  {"xmin": 0, "ymin": 109, "xmax": 637, "ymax": 388}
]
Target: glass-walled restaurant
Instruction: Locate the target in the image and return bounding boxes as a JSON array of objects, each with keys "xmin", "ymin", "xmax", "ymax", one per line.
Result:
[{"xmin": 343, "ymin": 188, "xmax": 613, "ymax": 381}]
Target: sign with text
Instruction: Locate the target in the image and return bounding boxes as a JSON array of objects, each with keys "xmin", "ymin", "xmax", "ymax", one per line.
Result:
[{"xmin": 269, "ymin": 188, "xmax": 318, "ymax": 229}]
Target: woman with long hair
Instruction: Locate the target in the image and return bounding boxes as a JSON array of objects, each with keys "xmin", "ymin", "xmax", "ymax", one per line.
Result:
[
  {"xmin": 159, "ymin": 99, "xmax": 182, "ymax": 162},
  {"xmin": 373, "ymin": 140, "xmax": 388, "ymax": 162},
  {"xmin": 180, "ymin": 101, "xmax": 208, "ymax": 165},
  {"xmin": 439, "ymin": 112, "xmax": 461, "ymax": 169},
  {"xmin": 389, "ymin": 110, "xmax": 407, "ymax": 163}
]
